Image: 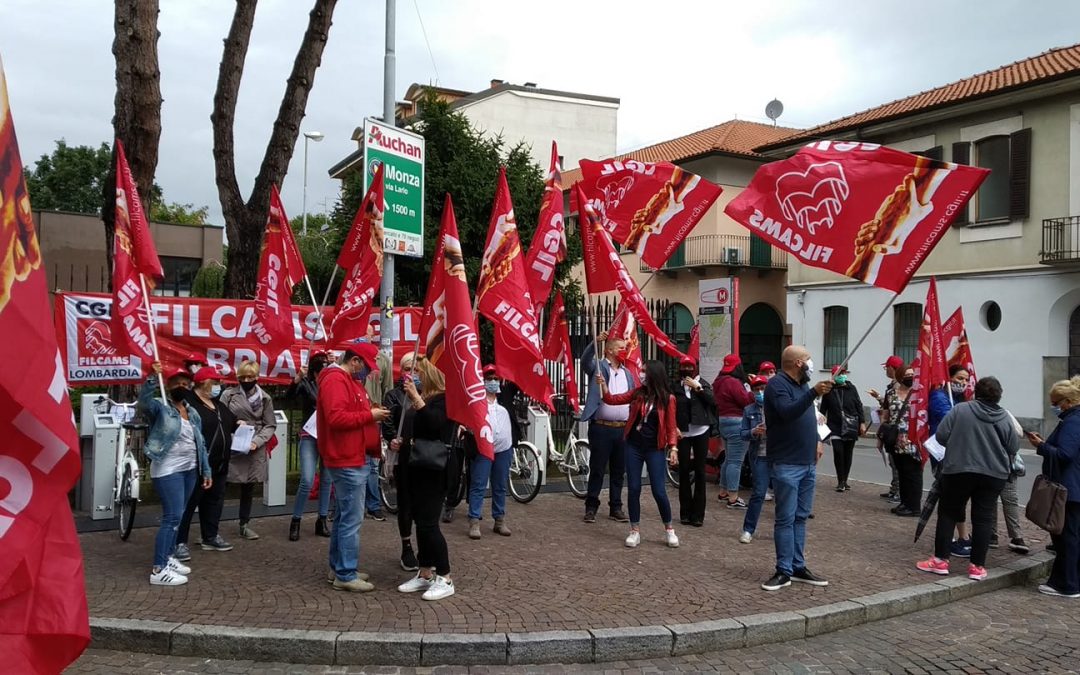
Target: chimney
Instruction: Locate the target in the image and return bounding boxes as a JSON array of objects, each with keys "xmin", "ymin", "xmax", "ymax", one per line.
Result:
[
  {"xmin": 490, "ymin": 78, "xmax": 504, "ymax": 88},
  {"xmin": 523, "ymin": 82, "xmax": 537, "ymax": 88}
]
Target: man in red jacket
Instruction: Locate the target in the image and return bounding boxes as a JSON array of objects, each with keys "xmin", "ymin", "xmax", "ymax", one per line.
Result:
[{"xmin": 317, "ymin": 342, "xmax": 388, "ymax": 592}]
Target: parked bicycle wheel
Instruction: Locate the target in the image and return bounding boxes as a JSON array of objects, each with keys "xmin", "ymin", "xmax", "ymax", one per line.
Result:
[
  {"xmin": 509, "ymin": 442, "xmax": 543, "ymax": 503},
  {"xmin": 666, "ymin": 463, "xmax": 680, "ymax": 488},
  {"xmin": 566, "ymin": 440, "xmax": 591, "ymax": 498},
  {"xmin": 379, "ymin": 459, "xmax": 399, "ymax": 515},
  {"xmin": 117, "ymin": 466, "xmax": 137, "ymax": 541}
]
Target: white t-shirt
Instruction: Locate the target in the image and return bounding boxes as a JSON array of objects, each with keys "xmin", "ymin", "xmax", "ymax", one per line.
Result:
[
  {"xmin": 488, "ymin": 400, "xmax": 514, "ymax": 454},
  {"xmin": 596, "ymin": 363, "xmax": 630, "ymax": 422},
  {"xmin": 151, "ymin": 417, "xmax": 198, "ymax": 478}
]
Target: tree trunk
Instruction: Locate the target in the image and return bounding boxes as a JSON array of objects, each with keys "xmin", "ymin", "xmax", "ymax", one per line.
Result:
[
  {"xmin": 103, "ymin": 0, "xmax": 162, "ymax": 285},
  {"xmin": 214, "ymin": 0, "xmax": 338, "ymax": 299}
]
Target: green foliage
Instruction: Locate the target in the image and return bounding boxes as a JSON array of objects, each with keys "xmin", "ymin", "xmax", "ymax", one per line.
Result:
[
  {"xmin": 150, "ymin": 201, "xmax": 210, "ymax": 225},
  {"xmin": 291, "ymin": 221, "xmax": 344, "ymax": 305},
  {"xmin": 23, "ymin": 140, "xmax": 114, "ymax": 214},
  {"xmin": 191, "ymin": 264, "xmax": 225, "ymax": 298}
]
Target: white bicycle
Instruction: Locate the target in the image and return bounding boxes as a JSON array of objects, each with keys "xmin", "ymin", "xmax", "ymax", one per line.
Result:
[
  {"xmin": 541, "ymin": 397, "xmax": 591, "ymax": 498},
  {"xmin": 93, "ymin": 396, "xmax": 144, "ymax": 540}
]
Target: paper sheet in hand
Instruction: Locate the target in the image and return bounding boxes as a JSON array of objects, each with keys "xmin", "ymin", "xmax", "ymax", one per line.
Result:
[
  {"xmin": 231, "ymin": 424, "xmax": 255, "ymax": 453},
  {"xmin": 817, "ymin": 421, "xmax": 832, "ymax": 442},
  {"xmin": 924, "ymin": 435, "xmax": 946, "ymax": 462},
  {"xmin": 870, "ymin": 409, "xmax": 881, "ymax": 425},
  {"xmin": 302, "ymin": 413, "xmax": 318, "ymax": 439}
]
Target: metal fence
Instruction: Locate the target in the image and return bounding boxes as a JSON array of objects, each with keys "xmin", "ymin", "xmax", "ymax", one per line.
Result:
[{"xmin": 1041, "ymin": 216, "xmax": 1080, "ymax": 264}]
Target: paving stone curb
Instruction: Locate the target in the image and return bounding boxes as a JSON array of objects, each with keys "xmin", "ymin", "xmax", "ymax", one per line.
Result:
[{"xmin": 88, "ymin": 553, "xmax": 1053, "ymax": 666}]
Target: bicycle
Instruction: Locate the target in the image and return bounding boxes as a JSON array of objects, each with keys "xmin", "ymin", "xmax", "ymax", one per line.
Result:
[
  {"xmin": 378, "ymin": 451, "xmax": 399, "ymax": 515},
  {"xmin": 509, "ymin": 432, "xmax": 543, "ymax": 504},
  {"xmin": 540, "ymin": 400, "xmax": 591, "ymax": 498},
  {"xmin": 93, "ymin": 396, "xmax": 144, "ymax": 540}
]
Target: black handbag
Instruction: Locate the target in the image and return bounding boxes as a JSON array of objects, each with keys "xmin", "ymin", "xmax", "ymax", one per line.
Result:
[
  {"xmin": 876, "ymin": 389, "xmax": 913, "ymax": 451},
  {"xmin": 409, "ymin": 437, "xmax": 450, "ymax": 471}
]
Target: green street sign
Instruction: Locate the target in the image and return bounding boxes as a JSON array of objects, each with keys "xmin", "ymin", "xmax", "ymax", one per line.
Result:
[{"xmin": 363, "ymin": 117, "xmax": 424, "ymax": 257}]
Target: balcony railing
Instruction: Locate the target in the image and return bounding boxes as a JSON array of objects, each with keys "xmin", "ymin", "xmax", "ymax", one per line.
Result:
[
  {"xmin": 1041, "ymin": 216, "xmax": 1080, "ymax": 264},
  {"xmin": 639, "ymin": 234, "xmax": 787, "ymax": 273}
]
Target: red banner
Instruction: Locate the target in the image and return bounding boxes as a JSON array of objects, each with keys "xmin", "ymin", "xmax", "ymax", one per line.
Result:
[
  {"xmin": 910, "ymin": 278, "xmax": 947, "ymax": 463},
  {"xmin": 578, "ymin": 158, "xmax": 722, "ymax": 269},
  {"xmin": 609, "ymin": 300, "xmax": 643, "ymax": 376},
  {"xmin": 541, "ymin": 292, "xmax": 579, "ymax": 414},
  {"xmin": 0, "ymin": 54, "xmax": 89, "ymax": 671},
  {"xmin": 331, "ymin": 164, "xmax": 385, "ymax": 342},
  {"xmin": 419, "ymin": 195, "xmax": 494, "ymax": 459},
  {"xmin": 252, "ymin": 186, "xmax": 307, "ymax": 354},
  {"xmin": 942, "ymin": 307, "xmax": 977, "ymax": 399},
  {"xmin": 725, "ymin": 141, "xmax": 989, "ymax": 294},
  {"xmin": 524, "ymin": 141, "xmax": 566, "ymax": 315},
  {"xmin": 688, "ymin": 323, "xmax": 700, "ymax": 363}
]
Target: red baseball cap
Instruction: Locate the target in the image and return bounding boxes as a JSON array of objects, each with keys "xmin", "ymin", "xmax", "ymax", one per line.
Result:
[
  {"xmin": 183, "ymin": 352, "xmax": 207, "ymax": 366},
  {"xmin": 193, "ymin": 366, "xmax": 222, "ymax": 383},
  {"xmin": 883, "ymin": 355, "xmax": 904, "ymax": 369},
  {"xmin": 339, "ymin": 341, "xmax": 380, "ymax": 370},
  {"xmin": 749, "ymin": 375, "xmax": 768, "ymax": 388},
  {"xmin": 831, "ymin": 365, "xmax": 848, "ymax": 376},
  {"xmin": 482, "ymin": 364, "xmax": 498, "ymax": 377},
  {"xmin": 758, "ymin": 361, "xmax": 776, "ymax": 373},
  {"xmin": 679, "ymin": 356, "xmax": 696, "ymax": 367},
  {"xmin": 720, "ymin": 354, "xmax": 742, "ymax": 373},
  {"xmin": 163, "ymin": 367, "xmax": 191, "ymax": 382}
]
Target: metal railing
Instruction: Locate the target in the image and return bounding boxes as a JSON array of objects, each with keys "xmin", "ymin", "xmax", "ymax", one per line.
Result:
[
  {"xmin": 639, "ymin": 234, "xmax": 787, "ymax": 272},
  {"xmin": 1041, "ymin": 216, "xmax": 1080, "ymax": 264}
]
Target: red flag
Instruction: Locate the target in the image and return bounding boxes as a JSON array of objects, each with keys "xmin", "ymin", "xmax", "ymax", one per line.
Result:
[
  {"xmin": 476, "ymin": 168, "xmax": 553, "ymax": 410},
  {"xmin": 331, "ymin": 165, "xmax": 385, "ymax": 341},
  {"xmin": 0, "ymin": 54, "xmax": 89, "ymax": 670},
  {"xmin": 724, "ymin": 141, "xmax": 990, "ymax": 294},
  {"xmin": 609, "ymin": 300, "xmax": 643, "ymax": 376},
  {"xmin": 688, "ymin": 323, "xmax": 700, "ymax": 363},
  {"xmin": 110, "ymin": 139, "xmax": 164, "ymax": 363},
  {"xmin": 909, "ymin": 278, "xmax": 947, "ymax": 463},
  {"xmin": 578, "ymin": 158, "xmax": 722, "ymax": 268},
  {"xmin": 524, "ymin": 142, "xmax": 566, "ymax": 314},
  {"xmin": 418, "ymin": 195, "xmax": 495, "ymax": 459},
  {"xmin": 252, "ymin": 186, "xmax": 306, "ymax": 354},
  {"xmin": 541, "ymin": 292, "xmax": 580, "ymax": 414},
  {"xmin": 942, "ymin": 307, "xmax": 977, "ymax": 400}
]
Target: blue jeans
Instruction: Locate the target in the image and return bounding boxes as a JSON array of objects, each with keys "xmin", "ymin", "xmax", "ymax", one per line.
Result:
[
  {"xmin": 771, "ymin": 463, "xmax": 816, "ymax": 576},
  {"xmin": 468, "ymin": 449, "xmax": 512, "ymax": 520},
  {"xmin": 292, "ymin": 436, "xmax": 331, "ymax": 519},
  {"xmin": 585, "ymin": 423, "xmax": 627, "ymax": 512},
  {"xmin": 327, "ymin": 464, "xmax": 370, "ymax": 582},
  {"xmin": 625, "ymin": 442, "xmax": 672, "ymax": 526},
  {"xmin": 152, "ymin": 468, "xmax": 196, "ymax": 568},
  {"xmin": 719, "ymin": 417, "xmax": 747, "ymax": 493},
  {"xmin": 365, "ymin": 455, "xmax": 382, "ymax": 513},
  {"xmin": 742, "ymin": 455, "xmax": 771, "ymax": 535}
]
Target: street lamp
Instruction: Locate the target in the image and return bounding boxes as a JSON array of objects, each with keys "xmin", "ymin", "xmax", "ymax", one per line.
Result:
[{"xmin": 302, "ymin": 130, "xmax": 325, "ymax": 234}]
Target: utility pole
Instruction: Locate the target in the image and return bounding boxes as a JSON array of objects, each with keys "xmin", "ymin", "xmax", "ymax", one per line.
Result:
[{"xmin": 378, "ymin": 0, "xmax": 396, "ymax": 359}]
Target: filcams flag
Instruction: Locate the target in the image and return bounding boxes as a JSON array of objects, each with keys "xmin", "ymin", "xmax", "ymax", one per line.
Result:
[
  {"xmin": 609, "ymin": 300, "xmax": 643, "ymax": 377},
  {"xmin": 252, "ymin": 185, "xmax": 307, "ymax": 354},
  {"xmin": 110, "ymin": 139, "xmax": 164, "ymax": 362},
  {"xmin": 331, "ymin": 164, "xmax": 385, "ymax": 341},
  {"xmin": 578, "ymin": 158, "xmax": 721, "ymax": 269},
  {"xmin": 541, "ymin": 291, "xmax": 580, "ymax": 414},
  {"xmin": 942, "ymin": 307, "xmax": 976, "ymax": 400},
  {"xmin": 725, "ymin": 141, "xmax": 990, "ymax": 293},
  {"xmin": 523, "ymin": 141, "xmax": 567, "ymax": 314},
  {"xmin": 909, "ymin": 277, "xmax": 947, "ymax": 464},
  {"xmin": 0, "ymin": 53, "xmax": 90, "ymax": 672},
  {"xmin": 418, "ymin": 195, "xmax": 495, "ymax": 459}
]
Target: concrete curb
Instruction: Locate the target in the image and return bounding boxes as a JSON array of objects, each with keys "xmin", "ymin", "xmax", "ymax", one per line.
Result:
[{"xmin": 88, "ymin": 553, "xmax": 1053, "ymax": 666}]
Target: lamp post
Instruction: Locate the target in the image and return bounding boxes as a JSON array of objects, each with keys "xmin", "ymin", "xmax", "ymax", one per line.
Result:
[{"xmin": 302, "ymin": 130, "xmax": 325, "ymax": 234}]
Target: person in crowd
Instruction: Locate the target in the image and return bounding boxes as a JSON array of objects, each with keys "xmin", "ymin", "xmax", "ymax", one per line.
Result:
[
  {"xmin": 993, "ymin": 407, "xmax": 1030, "ymax": 554},
  {"xmin": 467, "ymin": 365, "xmax": 515, "ymax": 539},
  {"xmin": 392, "ymin": 356, "xmax": 456, "ymax": 601},
  {"xmin": 175, "ymin": 366, "xmax": 236, "ymax": 560},
  {"xmin": 868, "ymin": 355, "xmax": 904, "ymax": 502},
  {"xmin": 220, "ymin": 360, "xmax": 277, "ymax": 540},
  {"xmin": 580, "ymin": 331, "xmax": 636, "ymax": 524},
  {"xmin": 819, "ymin": 365, "xmax": 866, "ymax": 492},
  {"xmin": 882, "ymin": 364, "xmax": 921, "ymax": 517},
  {"xmin": 286, "ymin": 351, "xmax": 332, "ymax": 541},
  {"xmin": 140, "ymin": 363, "xmax": 212, "ymax": 586},
  {"xmin": 597, "ymin": 360, "xmax": 680, "ymax": 548},
  {"xmin": 916, "ymin": 377, "xmax": 1018, "ymax": 581},
  {"xmin": 673, "ymin": 356, "xmax": 716, "ymax": 526},
  {"xmin": 183, "ymin": 352, "xmax": 208, "ymax": 377},
  {"xmin": 383, "ymin": 352, "xmax": 420, "ymax": 571},
  {"xmin": 757, "ymin": 361, "xmax": 777, "ymax": 379},
  {"xmin": 317, "ymin": 342, "xmax": 387, "ymax": 592},
  {"xmin": 713, "ymin": 354, "xmax": 754, "ymax": 509},
  {"xmin": 930, "ymin": 365, "xmax": 972, "ymax": 557},
  {"xmin": 1028, "ymin": 375, "xmax": 1080, "ymax": 597},
  {"xmin": 760, "ymin": 346, "xmax": 832, "ymax": 591},
  {"xmin": 739, "ymin": 375, "xmax": 770, "ymax": 543},
  {"xmin": 359, "ymin": 328, "xmax": 391, "ymax": 522}
]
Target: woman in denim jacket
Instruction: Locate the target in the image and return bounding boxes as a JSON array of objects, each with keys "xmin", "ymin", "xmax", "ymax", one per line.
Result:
[
  {"xmin": 739, "ymin": 376, "xmax": 770, "ymax": 544},
  {"xmin": 140, "ymin": 362, "xmax": 212, "ymax": 586}
]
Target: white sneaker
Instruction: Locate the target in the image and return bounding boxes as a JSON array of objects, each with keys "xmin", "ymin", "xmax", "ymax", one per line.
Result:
[
  {"xmin": 765, "ymin": 491, "xmax": 774, "ymax": 502},
  {"xmin": 150, "ymin": 568, "xmax": 188, "ymax": 586},
  {"xmin": 665, "ymin": 528, "xmax": 680, "ymax": 548},
  {"xmin": 739, "ymin": 531, "xmax": 753, "ymax": 544},
  {"xmin": 397, "ymin": 572, "xmax": 433, "ymax": 593},
  {"xmin": 167, "ymin": 557, "xmax": 191, "ymax": 575},
  {"xmin": 421, "ymin": 575, "xmax": 456, "ymax": 601},
  {"xmin": 625, "ymin": 530, "xmax": 641, "ymax": 548}
]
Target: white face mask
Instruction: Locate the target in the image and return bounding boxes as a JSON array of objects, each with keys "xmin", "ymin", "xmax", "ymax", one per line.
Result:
[{"xmin": 803, "ymin": 359, "xmax": 814, "ymax": 375}]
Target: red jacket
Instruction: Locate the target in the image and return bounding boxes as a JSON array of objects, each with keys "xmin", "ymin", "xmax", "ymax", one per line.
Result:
[
  {"xmin": 602, "ymin": 390, "xmax": 679, "ymax": 449},
  {"xmin": 316, "ymin": 365, "xmax": 381, "ymax": 468},
  {"xmin": 713, "ymin": 374, "xmax": 753, "ymax": 418}
]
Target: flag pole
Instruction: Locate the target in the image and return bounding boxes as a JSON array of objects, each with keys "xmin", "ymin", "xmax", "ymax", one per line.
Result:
[
  {"xmin": 319, "ymin": 265, "xmax": 339, "ymax": 311},
  {"xmin": 302, "ymin": 273, "xmax": 330, "ymax": 347},
  {"xmin": 837, "ymin": 293, "xmax": 900, "ymax": 371},
  {"xmin": 397, "ymin": 309, "xmax": 428, "ymax": 438},
  {"xmin": 607, "ymin": 269, "xmax": 656, "ymax": 330},
  {"xmin": 139, "ymin": 274, "xmax": 167, "ymax": 402}
]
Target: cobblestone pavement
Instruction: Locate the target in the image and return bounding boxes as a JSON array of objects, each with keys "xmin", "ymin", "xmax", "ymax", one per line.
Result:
[
  {"xmin": 82, "ymin": 478, "xmax": 1046, "ymax": 633},
  {"xmin": 68, "ymin": 584, "xmax": 1079, "ymax": 673}
]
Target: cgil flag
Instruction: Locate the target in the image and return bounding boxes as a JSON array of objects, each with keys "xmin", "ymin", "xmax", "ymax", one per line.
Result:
[
  {"xmin": 523, "ymin": 141, "xmax": 567, "ymax": 315},
  {"xmin": 541, "ymin": 291, "xmax": 580, "ymax": 414},
  {"xmin": 942, "ymin": 307, "xmax": 977, "ymax": 401},
  {"xmin": 331, "ymin": 163, "xmax": 385, "ymax": 342},
  {"xmin": 909, "ymin": 277, "xmax": 947, "ymax": 464},
  {"xmin": 252, "ymin": 186, "xmax": 306, "ymax": 354}
]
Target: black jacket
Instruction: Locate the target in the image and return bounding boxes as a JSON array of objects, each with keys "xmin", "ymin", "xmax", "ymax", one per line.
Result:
[
  {"xmin": 286, "ymin": 377, "xmax": 318, "ymax": 423},
  {"xmin": 382, "ymin": 384, "xmax": 408, "ymax": 442},
  {"xmin": 819, "ymin": 382, "xmax": 866, "ymax": 436},
  {"xmin": 672, "ymin": 378, "xmax": 718, "ymax": 431},
  {"xmin": 187, "ymin": 392, "xmax": 237, "ymax": 474}
]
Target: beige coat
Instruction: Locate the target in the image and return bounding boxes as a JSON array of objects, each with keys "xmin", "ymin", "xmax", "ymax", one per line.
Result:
[{"xmin": 220, "ymin": 385, "xmax": 276, "ymax": 484}]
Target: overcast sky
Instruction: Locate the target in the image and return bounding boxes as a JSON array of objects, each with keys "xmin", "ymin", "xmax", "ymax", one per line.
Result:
[{"xmin": 2, "ymin": 0, "xmax": 1079, "ymax": 226}]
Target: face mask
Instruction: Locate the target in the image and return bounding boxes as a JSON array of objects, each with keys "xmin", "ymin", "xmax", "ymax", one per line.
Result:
[
  {"xmin": 168, "ymin": 387, "xmax": 187, "ymax": 402},
  {"xmin": 902, "ymin": 377, "xmax": 914, "ymax": 387},
  {"xmin": 210, "ymin": 384, "xmax": 222, "ymax": 398},
  {"xmin": 484, "ymin": 380, "xmax": 501, "ymax": 395},
  {"xmin": 412, "ymin": 375, "xmax": 422, "ymax": 390},
  {"xmin": 353, "ymin": 365, "xmax": 370, "ymax": 381},
  {"xmin": 240, "ymin": 380, "xmax": 257, "ymax": 393},
  {"xmin": 950, "ymin": 383, "xmax": 966, "ymax": 396},
  {"xmin": 1052, "ymin": 405, "xmax": 1064, "ymax": 417},
  {"xmin": 834, "ymin": 374, "xmax": 848, "ymax": 385},
  {"xmin": 754, "ymin": 391, "xmax": 764, "ymax": 405},
  {"xmin": 680, "ymin": 371, "xmax": 695, "ymax": 379},
  {"xmin": 803, "ymin": 359, "xmax": 814, "ymax": 375}
]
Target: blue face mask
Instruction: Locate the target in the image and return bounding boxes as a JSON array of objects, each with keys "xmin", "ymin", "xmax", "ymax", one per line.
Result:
[
  {"xmin": 353, "ymin": 364, "xmax": 370, "ymax": 381},
  {"xmin": 484, "ymin": 380, "xmax": 501, "ymax": 395},
  {"xmin": 1052, "ymin": 405, "xmax": 1063, "ymax": 417},
  {"xmin": 754, "ymin": 391, "xmax": 764, "ymax": 405},
  {"xmin": 412, "ymin": 375, "xmax": 422, "ymax": 390},
  {"xmin": 210, "ymin": 384, "xmax": 222, "ymax": 398}
]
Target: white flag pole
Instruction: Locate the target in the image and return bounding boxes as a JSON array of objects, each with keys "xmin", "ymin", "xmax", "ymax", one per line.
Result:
[{"xmin": 139, "ymin": 274, "xmax": 167, "ymax": 401}]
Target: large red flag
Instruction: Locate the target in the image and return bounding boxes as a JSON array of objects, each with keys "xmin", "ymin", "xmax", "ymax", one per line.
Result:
[
  {"xmin": 910, "ymin": 278, "xmax": 947, "ymax": 463},
  {"xmin": 418, "ymin": 195, "xmax": 495, "ymax": 459},
  {"xmin": 541, "ymin": 291, "xmax": 580, "ymax": 414},
  {"xmin": 0, "ymin": 54, "xmax": 89, "ymax": 672},
  {"xmin": 476, "ymin": 168, "xmax": 553, "ymax": 410},
  {"xmin": 252, "ymin": 186, "xmax": 306, "ymax": 354},
  {"xmin": 524, "ymin": 142, "xmax": 566, "ymax": 315},
  {"xmin": 110, "ymin": 139, "xmax": 164, "ymax": 363},
  {"xmin": 942, "ymin": 307, "xmax": 977, "ymax": 400},
  {"xmin": 688, "ymin": 323, "xmax": 700, "ymax": 363},
  {"xmin": 578, "ymin": 158, "xmax": 722, "ymax": 269},
  {"xmin": 724, "ymin": 141, "xmax": 990, "ymax": 293},
  {"xmin": 609, "ymin": 300, "xmax": 644, "ymax": 377},
  {"xmin": 331, "ymin": 165, "xmax": 385, "ymax": 341}
]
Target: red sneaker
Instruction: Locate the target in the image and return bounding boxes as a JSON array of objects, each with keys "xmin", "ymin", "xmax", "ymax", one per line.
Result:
[
  {"xmin": 916, "ymin": 556, "xmax": 949, "ymax": 575},
  {"xmin": 968, "ymin": 564, "xmax": 988, "ymax": 581}
]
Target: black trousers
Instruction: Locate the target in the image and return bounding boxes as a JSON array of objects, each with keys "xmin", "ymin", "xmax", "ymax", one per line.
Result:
[
  {"xmin": 177, "ymin": 468, "xmax": 228, "ymax": 545},
  {"xmin": 393, "ymin": 460, "xmax": 413, "ymax": 540},
  {"xmin": 1048, "ymin": 501, "xmax": 1080, "ymax": 595},
  {"xmin": 832, "ymin": 438, "xmax": 855, "ymax": 485},
  {"xmin": 409, "ymin": 465, "xmax": 451, "ymax": 575},
  {"xmin": 443, "ymin": 443, "xmax": 466, "ymax": 509},
  {"xmin": 238, "ymin": 483, "xmax": 256, "ymax": 525},
  {"xmin": 585, "ymin": 423, "xmax": 627, "ymax": 512},
  {"xmin": 677, "ymin": 433, "xmax": 708, "ymax": 522},
  {"xmin": 934, "ymin": 472, "xmax": 1006, "ymax": 567},
  {"xmin": 894, "ymin": 452, "xmax": 923, "ymax": 512}
]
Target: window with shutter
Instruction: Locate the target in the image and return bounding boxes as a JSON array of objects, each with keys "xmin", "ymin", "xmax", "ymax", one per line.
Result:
[
  {"xmin": 951, "ymin": 142, "xmax": 970, "ymax": 224},
  {"xmin": 1009, "ymin": 128, "xmax": 1031, "ymax": 220},
  {"xmin": 975, "ymin": 135, "xmax": 1010, "ymax": 222},
  {"xmin": 893, "ymin": 303, "xmax": 922, "ymax": 367},
  {"xmin": 823, "ymin": 306, "xmax": 848, "ymax": 368}
]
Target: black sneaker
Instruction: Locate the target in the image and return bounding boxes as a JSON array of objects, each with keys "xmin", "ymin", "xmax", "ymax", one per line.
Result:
[
  {"xmin": 584, "ymin": 510, "xmax": 597, "ymax": 524},
  {"xmin": 366, "ymin": 509, "xmax": 387, "ymax": 522},
  {"xmin": 893, "ymin": 507, "xmax": 919, "ymax": 517},
  {"xmin": 791, "ymin": 568, "xmax": 829, "ymax": 586},
  {"xmin": 1008, "ymin": 538, "xmax": 1030, "ymax": 554},
  {"xmin": 879, "ymin": 491, "xmax": 896, "ymax": 499},
  {"xmin": 843, "ymin": 482, "xmax": 852, "ymax": 491},
  {"xmin": 441, "ymin": 507, "xmax": 455, "ymax": 524},
  {"xmin": 400, "ymin": 547, "xmax": 419, "ymax": 571},
  {"xmin": 609, "ymin": 509, "xmax": 629, "ymax": 523},
  {"xmin": 761, "ymin": 572, "xmax": 791, "ymax": 591},
  {"xmin": 1047, "ymin": 542, "xmax": 1057, "ymax": 553},
  {"xmin": 680, "ymin": 517, "xmax": 692, "ymax": 525}
]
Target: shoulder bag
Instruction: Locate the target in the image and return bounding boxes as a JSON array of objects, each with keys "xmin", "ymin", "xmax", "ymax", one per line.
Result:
[
  {"xmin": 1025, "ymin": 452, "xmax": 1067, "ymax": 535},
  {"xmin": 409, "ymin": 437, "xmax": 450, "ymax": 471},
  {"xmin": 876, "ymin": 389, "xmax": 913, "ymax": 450}
]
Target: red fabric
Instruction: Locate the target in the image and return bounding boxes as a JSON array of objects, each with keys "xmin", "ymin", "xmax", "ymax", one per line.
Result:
[
  {"xmin": 712, "ymin": 374, "xmax": 753, "ymax": 417},
  {"xmin": 578, "ymin": 159, "xmax": 722, "ymax": 269},
  {"xmin": 524, "ymin": 142, "xmax": 566, "ymax": 315},
  {"xmin": 331, "ymin": 163, "xmax": 385, "ymax": 342},
  {"xmin": 724, "ymin": 141, "xmax": 989, "ymax": 293},
  {"xmin": 910, "ymin": 277, "xmax": 948, "ymax": 464},
  {"xmin": 688, "ymin": 324, "xmax": 700, "ymax": 363},
  {"xmin": 942, "ymin": 307, "xmax": 977, "ymax": 400},
  {"xmin": 315, "ymin": 365, "xmax": 380, "ymax": 466},
  {"xmin": 418, "ymin": 195, "xmax": 494, "ymax": 459},
  {"xmin": 476, "ymin": 168, "xmax": 552, "ymax": 410},
  {"xmin": 253, "ymin": 186, "xmax": 307, "ymax": 354},
  {"xmin": 608, "ymin": 301, "xmax": 643, "ymax": 376},
  {"xmin": 601, "ymin": 391, "xmax": 679, "ymax": 449},
  {"xmin": 113, "ymin": 139, "xmax": 163, "ymax": 280},
  {"xmin": 577, "ymin": 183, "xmax": 620, "ymax": 294},
  {"xmin": 541, "ymin": 292, "xmax": 580, "ymax": 414}
]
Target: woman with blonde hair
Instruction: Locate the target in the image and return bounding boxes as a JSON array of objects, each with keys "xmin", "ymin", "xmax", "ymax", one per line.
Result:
[
  {"xmin": 220, "ymin": 360, "xmax": 277, "ymax": 540},
  {"xmin": 1027, "ymin": 375, "xmax": 1080, "ymax": 598}
]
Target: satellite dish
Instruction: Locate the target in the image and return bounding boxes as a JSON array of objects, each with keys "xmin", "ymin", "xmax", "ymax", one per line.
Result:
[{"xmin": 765, "ymin": 99, "xmax": 784, "ymax": 125}]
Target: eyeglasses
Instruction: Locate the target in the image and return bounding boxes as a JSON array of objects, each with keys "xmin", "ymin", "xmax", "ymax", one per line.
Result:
[{"xmin": 1051, "ymin": 399, "xmax": 1063, "ymax": 407}]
